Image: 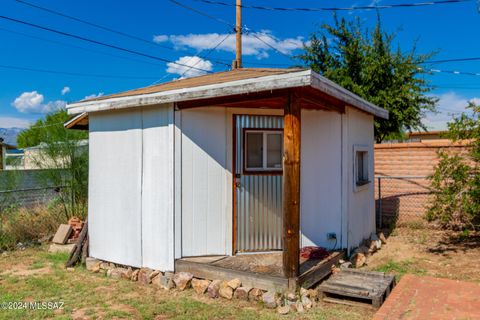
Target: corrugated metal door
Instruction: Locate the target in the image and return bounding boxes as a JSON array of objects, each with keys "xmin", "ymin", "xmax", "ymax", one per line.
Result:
[{"xmin": 235, "ymin": 115, "xmax": 283, "ymax": 252}]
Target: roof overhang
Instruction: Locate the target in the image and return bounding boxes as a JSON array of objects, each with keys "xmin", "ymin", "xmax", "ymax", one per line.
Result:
[
  {"xmin": 66, "ymin": 69, "xmax": 388, "ymax": 119},
  {"xmin": 64, "ymin": 112, "xmax": 89, "ymax": 130}
]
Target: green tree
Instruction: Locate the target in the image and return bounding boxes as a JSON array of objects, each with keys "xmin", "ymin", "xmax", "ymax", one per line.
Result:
[
  {"xmin": 298, "ymin": 16, "xmax": 437, "ymax": 142},
  {"xmin": 17, "ymin": 109, "xmax": 88, "ymax": 219},
  {"xmin": 427, "ymin": 102, "xmax": 480, "ymax": 230}
]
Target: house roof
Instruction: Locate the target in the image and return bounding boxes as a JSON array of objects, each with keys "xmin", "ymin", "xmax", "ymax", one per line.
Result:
[{"xmin": 66, "ymin": 68, "xmax": 388, "ymax": 119}]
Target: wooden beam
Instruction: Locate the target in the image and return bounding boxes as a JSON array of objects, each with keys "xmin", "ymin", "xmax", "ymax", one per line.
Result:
[
  {"xmin": 176, "ymin": 90, "xmax": 289, "ymax": 109},
  {"xmin": 283, "ymin": 90, "xmax": 301, "ymax": 279}
]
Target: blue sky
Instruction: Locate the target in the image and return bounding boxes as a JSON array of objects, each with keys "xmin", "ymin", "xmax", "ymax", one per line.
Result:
[{"xmin": 0, "ymin": 0, "xmax": 479, "ymax": 130}]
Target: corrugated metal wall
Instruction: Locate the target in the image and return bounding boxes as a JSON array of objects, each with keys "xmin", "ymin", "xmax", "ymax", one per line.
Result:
[{"xmin": 235, "ymin": 115, "xmax": 284, "ymax": 252}]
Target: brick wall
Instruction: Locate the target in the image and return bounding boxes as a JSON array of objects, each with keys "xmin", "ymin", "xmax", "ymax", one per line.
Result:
[{"xmin": 374, "ymin": 139, "xmax": 471, "ymax": 226}]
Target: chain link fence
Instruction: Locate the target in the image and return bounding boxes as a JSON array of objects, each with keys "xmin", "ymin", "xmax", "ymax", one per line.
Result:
[{"xmin": 375, "ymin": 176, "xmax": 433, "ymax": 228}]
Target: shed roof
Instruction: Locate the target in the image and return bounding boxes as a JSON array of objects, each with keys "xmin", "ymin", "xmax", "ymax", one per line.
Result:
[{"xmin": 67, "ymin": 68, "xmax": 388, "ymax": 119}]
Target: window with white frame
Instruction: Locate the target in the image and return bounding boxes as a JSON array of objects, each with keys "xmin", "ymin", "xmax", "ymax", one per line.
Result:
[
  {"xmin": 354, "ymin": 146, "xmax": 370, "ymax": 189},
  {"xmin": 244, "ymin": 130, "xmax": 283, "ymax": 172}
]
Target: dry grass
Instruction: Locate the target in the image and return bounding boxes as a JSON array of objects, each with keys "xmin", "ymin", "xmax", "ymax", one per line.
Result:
[
  {"xmin": 0, "ymin": 247, "xmax": 371, "ymax": 320},
  {"xmin": 366, "ymin": 226, "xmax": 480, "ymax": 283}
]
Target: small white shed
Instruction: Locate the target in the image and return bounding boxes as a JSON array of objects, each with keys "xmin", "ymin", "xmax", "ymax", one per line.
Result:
[{"xmin": 66, "ymin": 68, "xmax": 388, "ymax": 287}]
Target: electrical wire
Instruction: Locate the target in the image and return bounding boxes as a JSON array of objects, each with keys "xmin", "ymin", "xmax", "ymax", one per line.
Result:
[
  {"xmin": 192, "ymin": 0, "xmax": 473, "ymax": 11},
  {"xmin": 0, "ymin": 63, "xmax": 160, "ymax": 79},
  {"xmin": 15, "ymin": 0, "xmax": 174, "ymax": 50},
  {"xmin": 0, "ymin": 15, "xmax": 214, "ymax": 73}
]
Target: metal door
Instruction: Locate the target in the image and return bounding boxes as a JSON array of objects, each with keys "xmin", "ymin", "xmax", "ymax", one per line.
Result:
[{"xmin": 234, "ymin": 115, "xmax": 283, "ymax": 252}]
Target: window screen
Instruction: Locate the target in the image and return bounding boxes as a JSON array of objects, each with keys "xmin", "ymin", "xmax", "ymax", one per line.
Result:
[
  {"xmin": 356, "ymin": 150, "xmax": 369, "ymax": 185},
  {"xmin": 266, "ymin": 133, "xmax": 282, "ymax": 169}
]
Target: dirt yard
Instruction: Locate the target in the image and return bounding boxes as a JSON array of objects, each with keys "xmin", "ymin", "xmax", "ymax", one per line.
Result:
[
  {"xmin": 366, "ymin": 224, "xmax": 480, "ymax": 283},
  {"xmin": 0, "ymin": 248, "xmax": 370, "ymax": 320},
  {"xmin": 0, "ymin": 224, "xmax": 478, "ymax": 320}
]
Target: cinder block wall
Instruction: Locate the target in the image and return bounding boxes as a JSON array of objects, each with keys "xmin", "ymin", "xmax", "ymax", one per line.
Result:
[{"xmin": 374, "ymin": 140, "xmax": 471, "ymax": 226}]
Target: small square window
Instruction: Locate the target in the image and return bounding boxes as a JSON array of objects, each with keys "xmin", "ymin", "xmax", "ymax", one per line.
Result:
[
  {"xmin": 355, "ymin": 147, "xmax": 369, "ymax": 188},
  {"xmin": 245, "ymin": 130, "xmax": 283, "ymax": 172}
]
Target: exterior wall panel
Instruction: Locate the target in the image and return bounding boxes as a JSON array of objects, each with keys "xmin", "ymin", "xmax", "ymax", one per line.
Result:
[
  {"xmin": 89, "ymin": 110, "xmax": 143, "ymax": 267},
  {"xmin": 300, "ymin": 110, "xmax": 342, "ymax": 250}
]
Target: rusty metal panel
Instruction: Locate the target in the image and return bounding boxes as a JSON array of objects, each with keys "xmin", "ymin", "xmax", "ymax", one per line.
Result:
[{"xmin": 235, "ymin": 115, "xmax": 283, "ymax": 252}]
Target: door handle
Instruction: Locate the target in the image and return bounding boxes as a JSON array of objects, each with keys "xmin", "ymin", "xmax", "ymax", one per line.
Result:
[{"xmin": 235, "ymin": 181, "xmax": 241, "ymax": 188}]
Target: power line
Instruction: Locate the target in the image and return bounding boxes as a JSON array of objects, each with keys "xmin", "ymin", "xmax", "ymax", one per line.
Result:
[
  {"xmin": 420, "ymin": 67, "xmax": 480, "ymax": 76},
  {"xmin": 0, "ymin": 63, "xmax": 161, "ymax": 79},
  {"xmin": 427, "ymin": 57, "xmax": 480, "ymax": 64},
  {"xmin": 169, "ymin": 0, "xmax": 297, "ymax": 61},
  {"xmin": 0, "ymin": 26, "xmax": 170, "ymax": 69},
  {"xmin": 192, "ymin": 0, "xmax": 472, "ymax": 11},
  {"xmin": 0, "ymin": 15, "xmax": 214, "ymax": 73},
  {"xmin": 14, "ymin": 0, "xmax": 173, "ymax": 51}
]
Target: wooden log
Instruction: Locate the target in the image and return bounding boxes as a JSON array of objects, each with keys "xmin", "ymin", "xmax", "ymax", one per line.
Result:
[
  {"xmin": 65, "ymin": 218, "xmax": 88, "ymax": 268},
  {"xmin": 282, "ymin": 90, "xmax": 301, "ymax": 279}
]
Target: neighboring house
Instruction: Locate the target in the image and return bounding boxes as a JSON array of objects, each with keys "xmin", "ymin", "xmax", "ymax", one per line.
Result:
[
  {"xmin": 21, "ymin": 140, "xmax": 88, "ymax": 170},
  {"xmin": 66, "ymin": 68, "xmax": 388, "ymax": 288},
  {"xmin": 0, "ymin": 139, "xmax": 16, "ymax": 170}
]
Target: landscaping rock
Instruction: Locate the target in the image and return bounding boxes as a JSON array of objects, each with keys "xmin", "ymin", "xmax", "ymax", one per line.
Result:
[
  {"xmin": 208, "ymin": 280, "xmax": 222, "ymax": 298},
  {"xmin": 350, "ymin": 252, "xmax": 367, "ymax": 268},
  {"xmin": 86, "ymin": 257, "xmax": 101, "ymax": 271},
  {"xmin": 107, "ymin": 268, "xmax": 125, "ymax": 279},
  {"xmin": 249, "ymin": 288, "xmax": 263, "ymax": 301},
  {"xmin": 150, "ymin": 270, "xmax": 161, "ymax": 280},
  {"xmin": 378, "ymin": 232, "xmax": 387, "ymax": 244},
  {"xmin": 277, "ymin": 305, "xmax": 290, "ymax": 315},
  {"xmin": 191, "ymin": 278, "xmax": 210, "ymax": 295},
  {"xmin": 156, "ymin": 272, "xmax": 175, "ymax": 290},
  {"xmin": 120, "ymin": 268, "xmax": 133, "ymax": 280},
  {"xmin": 227, "ymin": 278, "xmax": 241, "ymax": 290},
  {"xmin": 173, "ymin": 272, "xmax": 193, "ymax": 290},
  {"xmin": 262, "ymin": 291, "xmax": 277, "ymax": 309},
  {"xmin": 138, "ymin": 268, "xmax": 155, "ymax": 285},
  {"xmin": 300, "ymin": 287, "xmax": 308, "ymax": 297},
  {"xmin": 301, "ymin": 295, "xmax": 313, "ymax": 309},
  {"xmin": 340, "ymin": 261, "xmax": 353, "ymax": 269},
  {"xmin": 292, "ymin": 300, "xmax": 304, "ymax": 313},
  {"xmin": 234, "ymin": 286, "xmax": 251, "ymax": 300},
  {"xmin": 286, "ymin": 292, "xmax": 296, "ymax": 301},
  {"xmin": 99, "ymin": 262, "xmax": 110, "ymax": 270},
  {"xmin": 131, "ymin": 269, "xmax": 139, "ymax": 281},
  {"xmin": 48, "ymin": 243, "xmax": 75, "ymax": 254},
  {"xmin": 306, "ymin": 289, "xmax": 319, "ymax": 301},
  {"xmin": 219, "ymin": 281, "xmax": 234, "ymax": 299}
]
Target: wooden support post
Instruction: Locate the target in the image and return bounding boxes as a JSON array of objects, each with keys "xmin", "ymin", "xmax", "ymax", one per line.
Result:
[{"xmin": 283, "ymin": 90, "xmax": 301, "ymax": 279}]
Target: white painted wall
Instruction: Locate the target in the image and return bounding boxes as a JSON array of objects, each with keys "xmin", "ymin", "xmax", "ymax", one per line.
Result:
[
  {"xmin": 89, "ymin": 104, "xmax": 175, "ymax": 270},
  {"xmin": 300, "ymin": 110, "xmax": 342, "ymax": 250},
  {"xmin": 89, "ymin": 109, "xmax": 143, "ymax": 267},
  {"xmin": 141, "ymin": 106, "xmax": 175, "ymax": 271},
  {"xmin": 180, "ymin": 107, "xmax": 228, "ymax": 257},
  {"xmin": 344, "ymin": 107, "xmax": 376, "ymax": 250}
]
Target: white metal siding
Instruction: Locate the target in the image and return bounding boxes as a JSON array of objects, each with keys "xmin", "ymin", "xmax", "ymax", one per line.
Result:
[
  {"xmin": 88, "ymin": 105, "xmax": 175, "ymax": 270},
  {"xmin": 346, "ymin": 107, "xmax": 376, "ymax": 249},
  {"xmin": 141, "ymin": 105, "xmax": 175, "ymax": 271},
  {"xmin": 300, "ymin": 110, "xmax": 342, "ymax": 249},
  {"xmin": 180, "ymin": 108, "xmax": 227, "ymax": 256},
  {"xmin": 89, "ymin": 110, "xmax": 143, "ymax": 267}
]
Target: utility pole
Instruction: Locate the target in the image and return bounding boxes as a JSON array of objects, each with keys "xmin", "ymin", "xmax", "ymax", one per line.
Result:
[{"xmin": 233, "ymin": 0, "xmax": 242, "ymax": 69}]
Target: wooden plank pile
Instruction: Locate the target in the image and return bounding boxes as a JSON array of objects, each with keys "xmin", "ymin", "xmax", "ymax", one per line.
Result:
[{"xmin": 317, "ymin": 268, "xmax": 395, "ymax": 308}]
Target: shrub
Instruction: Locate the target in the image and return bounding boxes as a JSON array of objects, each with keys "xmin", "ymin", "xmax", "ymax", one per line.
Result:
[
  {"xmin": 427, "ymin": 102, "xmax": 480, "ymax": 230},
  {"xmin": 0, "ymin": 204, "xmax": 67, "ymax": 250}
]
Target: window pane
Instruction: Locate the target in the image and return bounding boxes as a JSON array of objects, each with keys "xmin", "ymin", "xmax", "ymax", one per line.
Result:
[
  {"xmin": 267, "ymin": 133, "xmax": 282, "ymax": 169},
  {"xmin": 356, "ymin": 151, "xmax": 368, "ymax": 183},
  {"xmin": 246, "ymin": 132, "xmax": 263, "ymax": 168}
]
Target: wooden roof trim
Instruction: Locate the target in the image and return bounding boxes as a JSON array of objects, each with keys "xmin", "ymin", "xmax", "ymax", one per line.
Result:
[
  {"xmin": 64, "ymin": 112, "xmax": 89, "ymax": 130},
  {"xmin": 66, "ymin": 69, "xmax": 388, "ymax": 119}
]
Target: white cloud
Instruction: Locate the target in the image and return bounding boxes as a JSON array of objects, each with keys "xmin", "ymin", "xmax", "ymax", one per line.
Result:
[
  {"xmin": 0, "ymin": 117, "xmax": 31, "ymax": 128},
  {"xmin": 83, "ymin": 92, "xmax": 104, "ymax": 100},
  {"xmin": 12, "ymin": 91, "xmax": 66, "ymax": 114},
  {"xmin": 61, "ymin": 86, "xmax": 71, "ymax": 95},
  {"xmin": 423, "ymin": 92, "xmax": 479, "ymax": 130},
  {"xmin": 154, "ymin": 32, "xmax": 305, "ymax": 59},
  {"xmin": 152, "ymin": 35, "xmax": 168, "ymax": 43},
  {"xmin": 166, "ymin": 56, "xmax": 213, "ymax": 78}
]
